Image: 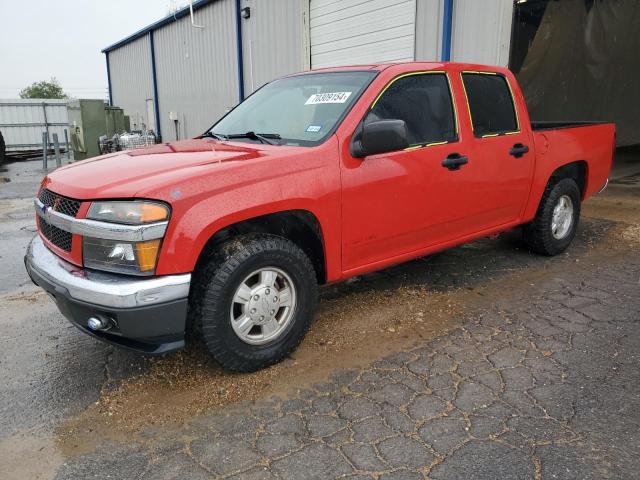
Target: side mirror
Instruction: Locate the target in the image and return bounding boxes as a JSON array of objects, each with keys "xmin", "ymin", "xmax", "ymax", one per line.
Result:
[{"xmin": 351, "ymin": 119, "xmax": 409, "ymax": 158}]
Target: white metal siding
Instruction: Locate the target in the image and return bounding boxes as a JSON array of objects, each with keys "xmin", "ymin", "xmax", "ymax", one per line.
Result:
[
  {"xmin": 241, "ymin": 0, "xmax": 308, "ymax": 94},
  {"xmin": 108, "ymin": 36, "xmax": 154, "ymax": 131},
  {"xmin": 451, "ymin": 0, "xmax": 513, "ymax": 66},
  {"xmin": 310, "ymin": 0, "xmax": 417, "ymax": 68},
  {"xmin": 0, "ymin": 99, "xmax": 68, "ymax": 150},
  {"xmin": 154, "ymin": 0, "xmax": 239, "ymax": 140},
  {"xmin": 414, "ymin": 0, "xmax": 444, "ymax": 61}
]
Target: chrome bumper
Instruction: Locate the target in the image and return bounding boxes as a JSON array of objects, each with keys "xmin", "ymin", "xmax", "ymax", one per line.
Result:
[{"xmin": 25, "ymin": 235, "xmax": 191, "ymax": 309}]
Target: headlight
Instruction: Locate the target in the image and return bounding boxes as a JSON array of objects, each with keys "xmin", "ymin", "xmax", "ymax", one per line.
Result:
[
  {"xmin": 83, "ymin": 200, "xmax": 169, "ymax": 276},
  {"xmin": 87, "ymin": 201, "xmax": 169, "ymax": 224},
  {"xmin": 83, "ymin": 238, "xmax": 162, "ymax": 276}
]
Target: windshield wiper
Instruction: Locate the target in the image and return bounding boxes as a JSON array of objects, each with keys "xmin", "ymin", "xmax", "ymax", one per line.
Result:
[
  {"xmin": 224, "ymin": 131, "xmax": 281, "ymax": 145},
  {"xmin": 201, "ymin": 131, "xmax": 228, "ymax": 141}
]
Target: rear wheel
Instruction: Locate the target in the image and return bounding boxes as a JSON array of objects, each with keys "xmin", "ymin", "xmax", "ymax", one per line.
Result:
[
  {"xmin": 190, "ymin": 233, "xmax": 318, "ymax": 372},
  {"xmin": 522, "ymin": 177, "xmax": 581, "ymax": 256}
]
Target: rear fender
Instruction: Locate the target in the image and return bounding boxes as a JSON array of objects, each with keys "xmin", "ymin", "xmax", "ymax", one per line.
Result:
[{"xmin": 523, "ymin": 125, "xmax": 614, "ymax": 221}]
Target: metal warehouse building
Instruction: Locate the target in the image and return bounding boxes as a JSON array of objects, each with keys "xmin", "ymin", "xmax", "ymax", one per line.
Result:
[{"xmin": 104, "ymin": 0, "xmax": 639, "ymax": 146}]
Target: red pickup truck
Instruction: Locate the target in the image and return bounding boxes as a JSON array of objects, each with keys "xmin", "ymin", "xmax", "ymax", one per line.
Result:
[{"xmin": 25, "ymin": 62, "xmax": 614, "ymax": 372}]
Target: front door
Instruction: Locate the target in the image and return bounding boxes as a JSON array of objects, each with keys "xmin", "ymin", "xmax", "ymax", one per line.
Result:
[{"xmin": 340, "ymin": 71, "xmax": 477, "ymax": 272}]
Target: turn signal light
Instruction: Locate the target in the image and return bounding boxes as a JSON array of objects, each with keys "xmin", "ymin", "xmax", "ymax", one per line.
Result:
[{"xmin": 135, "ymin": 240, "xmax": 161, "ymax": 272}]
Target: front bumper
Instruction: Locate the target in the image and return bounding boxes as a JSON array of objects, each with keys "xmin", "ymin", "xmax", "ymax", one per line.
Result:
[{"xmin": 24, "ymin": 235, "xmax": 191, "ymax": 354}]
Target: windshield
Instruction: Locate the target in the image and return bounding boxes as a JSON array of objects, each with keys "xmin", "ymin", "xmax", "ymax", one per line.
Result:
[{"xmin": 209, "ymin": 71, "xmax": 377, "ymax": 146}]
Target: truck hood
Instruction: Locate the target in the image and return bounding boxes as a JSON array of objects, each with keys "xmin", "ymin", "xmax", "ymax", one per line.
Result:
[{"xmin": 42, "ymin": 139, "xmax": 269, "ymax": 199}]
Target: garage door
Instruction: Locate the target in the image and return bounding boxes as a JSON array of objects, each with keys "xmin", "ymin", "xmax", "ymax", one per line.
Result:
[{"xmin": 310, "ymin": 0, "xmax": 416, "ymax": 68}]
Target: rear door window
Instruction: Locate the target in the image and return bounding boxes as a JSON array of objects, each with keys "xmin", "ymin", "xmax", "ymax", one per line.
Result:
[
  {"xmin": 461, "ymin": 73, "xmax": 518, "ymax": 137},
  {"xmin": 368, "ymin": 73, "xmax": 457, "ymax": 147}
]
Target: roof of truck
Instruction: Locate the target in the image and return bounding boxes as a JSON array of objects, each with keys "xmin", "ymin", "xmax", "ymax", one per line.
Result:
[{"xmin": 291, "ymin": 62, "xmax": 509, "ymax": 75}]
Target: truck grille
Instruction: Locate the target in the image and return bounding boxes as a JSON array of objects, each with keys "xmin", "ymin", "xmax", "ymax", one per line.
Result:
[
  {"xmin": 38, "ymin": 188, "xmax": 81, "ymax": 217},
  {"xmin": 38, "ymin": 216, "xmax": 73, "ymax": 251},
  {"xmin": 37, "ymin": 188, "xmax": 81, "ymax": 252}
]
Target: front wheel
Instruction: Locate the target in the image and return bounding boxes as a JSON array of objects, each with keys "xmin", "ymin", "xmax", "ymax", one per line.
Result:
[
  {"xmin": 190, "ymin": 233, "xmax": 318, "ymax": 372},
  {"xmin": 522, "ymin": 177, "xmax": 581, "ymax": 256}
]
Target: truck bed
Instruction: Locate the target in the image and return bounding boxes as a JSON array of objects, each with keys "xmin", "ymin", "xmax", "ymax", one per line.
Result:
[
  {"xmin": 525, "ymin": 121, "xmax": 615, "ymax": 224},
  {"xmin": 531, "ymin": 120, "xmax": 610, "ymax": 131}
]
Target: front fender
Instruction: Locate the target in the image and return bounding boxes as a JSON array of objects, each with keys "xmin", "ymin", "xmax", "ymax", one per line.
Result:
[{"xmin": 154, "ymin": 161, "xmax": 342, "ymax": 279}]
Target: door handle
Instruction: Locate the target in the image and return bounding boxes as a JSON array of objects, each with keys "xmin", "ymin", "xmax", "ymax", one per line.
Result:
[
  {"xmin": 509, "ymin": 143, "xmax": 529, "ymax": 158},
  {"xmin": 441, "ymin": 153, "xmax": 469, "ymax": 171}
]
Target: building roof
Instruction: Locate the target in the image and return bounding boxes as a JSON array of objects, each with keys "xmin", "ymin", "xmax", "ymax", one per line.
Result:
[{"xmin": 102, "ymin": 0, "xmax": 216, "ymax": 53}]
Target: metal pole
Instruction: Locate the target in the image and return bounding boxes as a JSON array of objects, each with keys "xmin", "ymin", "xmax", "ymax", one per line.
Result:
[
  {"xmin": 105, "ymin": 52, "xmax": 113, "ymax": 106},
  {"xmin": 64, "ymin": 128, "xmax": 70, "ymax": 160},
  {"xmin": 235, "ymin": 0, "xmax": 245, "ymax": 102},
  {"xmin": 42, "ymin": 102, "xmax": 50, "ymax": 151},
  {"xmin": 52, "ymin": 133, "xmax": 62, "ymax": 168},
  {"xmin": 42, "ymin": 132, "xmax": 48, "ymax": 169},
  {"xmin": 441, "ymin": 0, "xmax": 454, "ymax": 61},
  {"xmin": 149, "ymin": 32, "xmax": 162, "ymax": 141}
]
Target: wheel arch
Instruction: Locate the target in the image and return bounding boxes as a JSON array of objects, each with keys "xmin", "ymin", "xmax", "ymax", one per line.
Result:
[
  {"xmin": 193, "ymin": 209, "xmax": 328, "ymax": 285},
  {"xmin": 548, "ymin": 160, "xmax": 588, "ymax": 199}
]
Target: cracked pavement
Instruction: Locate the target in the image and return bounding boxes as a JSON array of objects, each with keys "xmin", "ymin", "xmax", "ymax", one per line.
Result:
[
  {"xmin": 53, "ymin": 252, "xmax": 640, "ymax": 479},
  {"xmin": 1, "ymin": 156, "xmax": 639, "ymax": 479}
]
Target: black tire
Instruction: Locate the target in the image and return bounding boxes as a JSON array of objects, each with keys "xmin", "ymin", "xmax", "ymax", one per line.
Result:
[
  {"xmin": 522, "ymin": 177, "xmax": 581, "ymax": 256},
  {"xmin": 189, "ymin": 233, "xmax": 318, "ymax": 372}
]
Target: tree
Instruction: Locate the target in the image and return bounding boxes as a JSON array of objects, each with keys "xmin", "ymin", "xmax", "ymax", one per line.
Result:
[{"xmin": 19, "ymin": 78, "xmax": 68, "ymax": 99}]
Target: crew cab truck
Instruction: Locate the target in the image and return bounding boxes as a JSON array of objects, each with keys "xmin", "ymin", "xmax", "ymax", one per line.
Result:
[{"xmin": 25, "ymin": 62, "xmax": 614, "ymax": 372}]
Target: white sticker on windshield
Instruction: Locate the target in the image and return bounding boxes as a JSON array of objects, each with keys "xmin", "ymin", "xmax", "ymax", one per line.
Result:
[
  {"xmin": 306, "ymin": 125, "xmax": 322, "ymax": 132},
  {"xmin": 305, "ymin": 92, "xmax": 352, "ymax": 105}
]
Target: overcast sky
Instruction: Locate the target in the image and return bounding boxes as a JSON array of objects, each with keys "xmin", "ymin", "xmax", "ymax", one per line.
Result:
[{"xmin": 0, "ymin": 1, "xmax": 180, "ymax": 99}]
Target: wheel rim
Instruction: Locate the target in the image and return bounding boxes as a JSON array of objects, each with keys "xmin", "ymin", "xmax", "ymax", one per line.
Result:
[
  {"xmin": 229, "ymin": 267, "xmax": 297, "ymax": 345},
  {"xmin": 551, "ymin": 194, "xmax": 574, "ymax": 240}
]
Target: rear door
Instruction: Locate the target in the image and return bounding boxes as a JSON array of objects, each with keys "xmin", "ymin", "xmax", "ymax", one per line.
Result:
[{"xmin": 460, "ymin": 71, "xmax": 534, "ymax": 223}]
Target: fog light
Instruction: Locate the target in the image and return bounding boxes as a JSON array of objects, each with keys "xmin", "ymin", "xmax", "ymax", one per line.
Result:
[{"xmin": 87, "ymin": 316, "xmax": 110, "ymax": 331}]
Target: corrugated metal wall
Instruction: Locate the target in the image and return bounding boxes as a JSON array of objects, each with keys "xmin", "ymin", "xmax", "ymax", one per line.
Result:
[
  {"xmin": 105, "ymin": 0, "xmax": 517, "ymax": 143},
  {"xmin": 108, "ymin": 35, "xmax": 154, "ymax": 131},
  {"xmin": 451, "ymin": 0, "xmax": 513, "ymax": 66},
  {"xmin": 154, "ymin": 0, "xmax": 239, "ymax": 140},
  {"xmin": 0, "ymin": 99, "xmax": 68, "ymax": 150},
  {"xmin": 240, "ymin": 0, "xmax": 308, "ymax": 95},
  {"xmin": 414, "ymin": 0, "xmax": 444, "ymax": 61},
  {"xmin": 309, "ymin": 0, "xmax": 416, "ymax": 68}
]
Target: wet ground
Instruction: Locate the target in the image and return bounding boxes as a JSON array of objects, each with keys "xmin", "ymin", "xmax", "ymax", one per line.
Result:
[{"xmin": 0, "ymin": 154, "xmax": 639, "ymax": 479}]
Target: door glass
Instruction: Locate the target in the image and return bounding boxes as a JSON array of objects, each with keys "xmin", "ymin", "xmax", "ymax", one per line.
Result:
[
  {"xmin": 367, "ymin": 73, "xmax": 457, "ymax": 147},
  {"xmin": 462, "ymin": 73, "xmax": 519, "ymax": 137}
]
